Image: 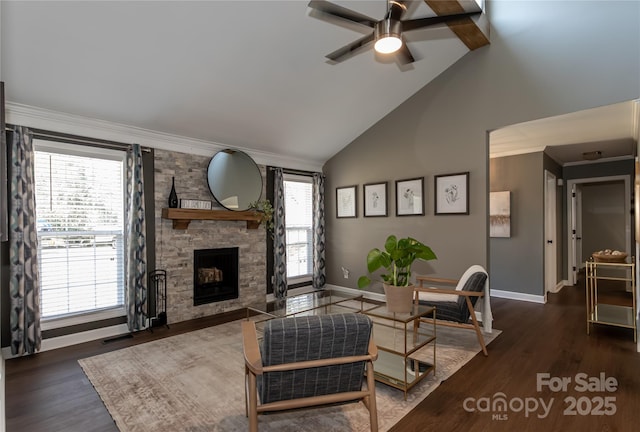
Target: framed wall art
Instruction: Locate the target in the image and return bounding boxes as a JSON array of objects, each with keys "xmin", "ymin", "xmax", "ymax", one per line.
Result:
[
  {"xmin": 434, "ymin": 172, "xmax": 469, "ymax": 215},
  {"xmin": 396, "ymin": 177, "xmax": 424, "ymax": 216},
  {"xmin": 363, "ymin": 182, "xmax": 388, "ymax": 217},
  {"xmin": 336, "ymin": 185, "xmax": 357, "ymax": 218},
  {"xmin": 490, "ymin": 191, "xmax": 511, "ymax": 237}
]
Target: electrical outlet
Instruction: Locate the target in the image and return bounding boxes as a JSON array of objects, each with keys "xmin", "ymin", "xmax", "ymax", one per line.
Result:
[{"xmin": 341, "ymin": 266, "xmax": 350, "ymax": 279}]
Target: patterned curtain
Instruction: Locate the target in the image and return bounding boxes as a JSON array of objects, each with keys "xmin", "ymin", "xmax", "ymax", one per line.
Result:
[
  {"xmin": 8, "ymin": 126, "xmax": 41, "ymax": 355},
  {"xmin": 273, "ymin": 168, "xmax": 287, "ymax": 298},
  {"xmin": 312, "ymin": 173, "xmax": 326, "ymax": 288},
  {"xmin": 125, "ymin": 144, "xmax": 147, "ymax": 331}
]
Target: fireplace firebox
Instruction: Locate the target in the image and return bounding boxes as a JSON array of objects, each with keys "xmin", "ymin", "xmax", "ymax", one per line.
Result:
[{"xmin": 193, "ymin": 247, "xmax": 239, "ymax": 306}]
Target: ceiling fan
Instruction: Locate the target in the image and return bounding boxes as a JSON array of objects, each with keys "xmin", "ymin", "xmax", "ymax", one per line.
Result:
[{"xmin": 308, "ymin": 0, "xmax": 482, "ymax": 65}]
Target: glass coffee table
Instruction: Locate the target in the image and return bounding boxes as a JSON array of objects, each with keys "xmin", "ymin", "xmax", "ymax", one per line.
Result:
[
  {"xmin": 246, "ymin": 289, "xmax": 371, "ymax": 329},
  {"xmin": 363, "ymin": 303, "xmax": 436, "ymax": 400}
]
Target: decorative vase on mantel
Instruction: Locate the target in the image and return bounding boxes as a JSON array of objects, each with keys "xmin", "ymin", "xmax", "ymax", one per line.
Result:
[
  {"xmin": 383, "ymin": 283, "xmax": 415, "ymax": 314},
  {"xmin": 168, "ymin": 176, "xmax": 179, "ymax": 208}
]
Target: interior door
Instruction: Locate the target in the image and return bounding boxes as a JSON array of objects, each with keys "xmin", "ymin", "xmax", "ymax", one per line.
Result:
[{"xmin": 545, "ymin": 171, "xmax": 557, "ymax": 299}]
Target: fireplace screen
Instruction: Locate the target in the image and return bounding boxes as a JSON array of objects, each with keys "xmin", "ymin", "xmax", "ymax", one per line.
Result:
[{"xmin": 193, "ymin": 247, "xmax": 239, "ymax": 306}]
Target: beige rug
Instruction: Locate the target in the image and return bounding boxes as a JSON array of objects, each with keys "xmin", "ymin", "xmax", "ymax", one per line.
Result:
[{"xmin": 79, "ymin": 319, "xmax": 500, "ymax": 432}]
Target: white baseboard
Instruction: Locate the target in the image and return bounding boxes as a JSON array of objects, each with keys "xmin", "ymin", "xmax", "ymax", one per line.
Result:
[
  {"xmin": 324, "ymin": 284, "xmax": 386, "ymax": 303},
  {"xmin": 490, "ymin": 289, "xmax": 545, "ymax": 304},
  {"xmin": 551, "ymin": 280, "xmax": 568, "ymax": 293},
  {"xmin": 1, "ymin": 323, "xmax": 131, "ymax": 359},
  {"xmin": 327, "ymin": 284, "xmax": 546, "ymax": 305}
]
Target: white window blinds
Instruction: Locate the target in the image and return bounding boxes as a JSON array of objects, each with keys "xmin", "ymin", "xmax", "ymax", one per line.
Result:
[
  {"xmin": 34, "ymin": 141, "xmax": 125, "ymax": 319},
  {"xmin": 284, "ymin": 177, "xmax": 313, "ymax": 280}
]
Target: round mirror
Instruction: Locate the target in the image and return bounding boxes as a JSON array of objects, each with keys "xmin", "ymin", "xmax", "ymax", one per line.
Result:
[{"xmin": 207, "ymin": 149, "xmax": 262, "ymax": 211}]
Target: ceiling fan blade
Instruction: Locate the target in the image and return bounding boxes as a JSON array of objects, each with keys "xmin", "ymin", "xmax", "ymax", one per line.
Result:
[
  {"xmin": 396, "ymin": 42, "xmax": 415, "ymax": 65},
  {"xmin": 326, "ymin": 33, "xmax": 375, "ymax": 62},
  {"xmin": 308, "ymin": 0, "xmax": 377, "ymax": 28},
  {"xmin": 402, "ymin": 10, "xmax": 481, "ymax": 32}
]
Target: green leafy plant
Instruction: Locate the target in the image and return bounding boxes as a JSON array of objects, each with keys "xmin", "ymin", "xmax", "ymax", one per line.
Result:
[
  {"xmin": 249, "ymin": 199, "xmax": 275, "ymax": 236},
  {"xmin": 357, "ymin": 235, "xmax": 437, "ymax": 288}
]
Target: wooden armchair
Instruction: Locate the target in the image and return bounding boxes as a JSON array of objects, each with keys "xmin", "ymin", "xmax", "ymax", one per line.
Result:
[
  {"xmin": 242, "ymin": 313, "xmax": 379, "ymax": 432},
  {"xmin": 414, "ymin": 265, "xmax": 490, "ymax": 356}
]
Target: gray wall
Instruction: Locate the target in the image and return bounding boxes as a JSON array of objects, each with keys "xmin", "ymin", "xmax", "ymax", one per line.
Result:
[
  {"xmin": 490, "ymin": 152, "xmax": 544, "ymax": 295},
  {"xmin": 322, "ymin": 0, "xmax": 640, "ymax": 294}
]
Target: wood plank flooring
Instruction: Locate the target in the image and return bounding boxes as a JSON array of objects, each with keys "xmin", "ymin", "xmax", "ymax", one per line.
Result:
[{"xmin": 5, "ymin": 284, "xmax": 639, "ymax": 432}]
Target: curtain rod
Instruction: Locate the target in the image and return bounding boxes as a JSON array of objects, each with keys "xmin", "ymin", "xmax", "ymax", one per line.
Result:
[
  {"xmin": 6, "ymin": 124, "xmax": 152, "ymax": 153},
  {"xmin": 268, "ymin": 166, "xmax": 320, "ymax": 176}
]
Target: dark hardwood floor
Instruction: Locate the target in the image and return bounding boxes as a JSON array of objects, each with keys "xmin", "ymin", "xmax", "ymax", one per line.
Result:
[
  {"xmin": 5, "ymin": 283, "xmax": 639, "ymax": 432},
  {"xmin": 389, "ymin": 279, "xmax": 639, "ymax": 432}
]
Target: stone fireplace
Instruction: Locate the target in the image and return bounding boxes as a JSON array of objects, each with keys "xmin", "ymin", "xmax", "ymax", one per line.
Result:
[
  {"xmin": 154, "ymin": 149, "xmax": 267, "ymax": 324},
  {"xmin": 193, "ymin": 247, "xmax": 239, "ymax": 305}
]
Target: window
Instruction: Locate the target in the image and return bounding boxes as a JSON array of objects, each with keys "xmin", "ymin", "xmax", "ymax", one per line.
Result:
[
  {"xmin": 284, "ymin": 175, "xmax": 313, "ymax": 283},
  {"xmin": 34, "ymin": 140, "xmax": 125, "ymax": 323}
]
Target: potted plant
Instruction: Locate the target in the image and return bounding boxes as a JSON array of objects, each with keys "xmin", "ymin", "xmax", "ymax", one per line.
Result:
[
  {"xmin": 248, "ymin": 199, "xmax": 275, "ymax": 238},
  {"xmin": 357, "ymin": 235, "xmax": 437, "ymax": 313}
]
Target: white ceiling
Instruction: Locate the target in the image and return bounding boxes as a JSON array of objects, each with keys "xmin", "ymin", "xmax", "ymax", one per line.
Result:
[
  {"xmin": 490, "ymin": 100, "xmax": 639, "ymax": 165},
  {"xmin": 1, "ymin": 0, "xmax": 485, "ymax": 169}
]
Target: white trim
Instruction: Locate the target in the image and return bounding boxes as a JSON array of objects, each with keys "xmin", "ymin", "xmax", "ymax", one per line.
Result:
[
  {"xmin": 550, "ymin": 281, "xmax": 567, "ymax": 294},
  {"xmin": 1, "ymin": 323, "xmax": 131, "ymax": 359},
  {"xmin": 325, "ymin": 284, "xmax": 386, "ymax": 303},
  {"xmin": 34, "ymin": 138, "xmax": 125, "ymax": 160},
  {"xmin": 489, "ymin": 144, "xmax": 546, "ymax": 159},
  {"xmin": 490, "ymin": 289, "xmax": 546, "ymax": 304},
  {"xmin": 284, "ymin": 173, "xmax": 313, "ymax": 183},
  {"xmin": 41, "ymin": 307, "xmax": 126, "ymax": 331},
  {"xmin": 544, "ymin": 170, "xmax": 558, "ymax": 300},
  {"xmin": 6, "ymin": 102, "xmax": 323, "ymax": 172}
]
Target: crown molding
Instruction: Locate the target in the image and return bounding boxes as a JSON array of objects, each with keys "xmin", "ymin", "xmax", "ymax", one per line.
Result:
[
  {"xmin": 489, "ymin": 144, "xmax": 546, "ymax": 159},
  {"xmin": 6, "ymin": 102, "xmax": 323, "ymax": 172}
]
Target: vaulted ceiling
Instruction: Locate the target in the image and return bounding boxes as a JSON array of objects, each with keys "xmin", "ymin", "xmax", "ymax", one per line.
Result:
[{"xmin": 1, "ymin": 0, "xmax": 488, "ymax": 169}]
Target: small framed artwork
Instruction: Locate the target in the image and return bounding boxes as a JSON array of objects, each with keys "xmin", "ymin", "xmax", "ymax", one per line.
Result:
[
  {"xmin": 490, "ymin": 191, "xmax": 511, "ymax": 237},
  {"xmin": 396, "ymin": 177, "xmax": 424, "ymax": 216},
  {"xmin": 336, "ymin": 185, "xmax": 357, "ymax": 218},
  {"xmin": 435, "ymin": 172, "xmax": 469, "ymax": 215},
  {"xmin": 363, "ymin": 182, "xmax": 388, "ymax": 217}
]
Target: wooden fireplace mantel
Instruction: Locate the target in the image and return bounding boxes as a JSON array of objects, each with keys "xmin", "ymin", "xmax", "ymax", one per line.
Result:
[{"xmin": 161, "ymin": 208, "xmax": 262, "ymax": 230}]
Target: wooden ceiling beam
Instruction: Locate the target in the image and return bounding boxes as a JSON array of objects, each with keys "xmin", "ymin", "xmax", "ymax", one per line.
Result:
[{"xmin": 424, "ymin": 0, "xmax": 490, "ymax": 51}]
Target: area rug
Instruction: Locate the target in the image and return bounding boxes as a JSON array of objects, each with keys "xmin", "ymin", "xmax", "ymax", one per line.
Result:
[{"xmin": 79, "ymin": 319, "xmax": 500, "ymax": 432}]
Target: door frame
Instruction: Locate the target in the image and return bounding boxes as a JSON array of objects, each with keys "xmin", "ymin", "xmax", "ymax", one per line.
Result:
[
  {"xmin": 544, "ymin": 170, "xmax": 558, "ymax": 301},
  {"xmin": 569, "ymin": 183, "xmax": 583, "ymax": 284},
  {"xmin": 566, "ymin": 175, "xmax": 631, "ymax": 285}
]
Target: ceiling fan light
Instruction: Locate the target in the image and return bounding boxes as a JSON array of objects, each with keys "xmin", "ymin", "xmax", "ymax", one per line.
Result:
[{"xmin": 374, "ymin": 35, "xmax": 402, "ymax": 54}]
